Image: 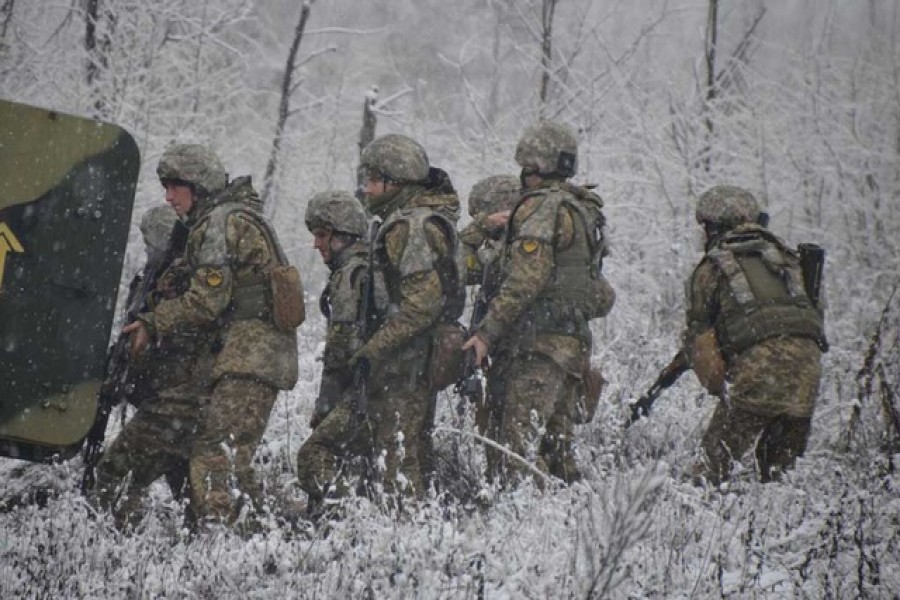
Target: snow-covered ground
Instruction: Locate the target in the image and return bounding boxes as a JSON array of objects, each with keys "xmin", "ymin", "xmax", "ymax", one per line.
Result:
[{"xmin": 2, "ymin": 1, "xmax": 899, "ymax": 597}]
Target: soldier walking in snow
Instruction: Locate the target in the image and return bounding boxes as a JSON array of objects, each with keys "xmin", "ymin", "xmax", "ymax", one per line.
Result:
[
  {"xmin": 294, "ymin": 191, "xmax": 373, "ymax": 513},
  {"xmin": 94, "ymin": 144, "xmax": 303, "ymax": 530},
  {"xmin": 463, "ymin": 121, "xmax": 615, "ymax": 486},
  {"xmin": 684, "ymin": 185, "xmax": 827, "ymax": 485},
  {"xmin": 456, "ymin": 175, "xmax": 520, "ymax": 475},
  {"xmin": 346, "ymin": 134, "xmax": 464, "ymax": 501}
]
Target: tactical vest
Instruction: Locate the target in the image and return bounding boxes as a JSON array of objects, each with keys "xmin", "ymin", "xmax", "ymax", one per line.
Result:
[
  {"xmin": 192, "ymin": 199, "xmax": 289, "ymax": 324},
  {"xmin": 372, "ymin": 206, "xmax": 464, "ymax": 324},
  {"xmin": 703, "ymin": 226, "xmax": 827, "ymax": 355},
  {"xmin": 504, "ymin": 186, "xmax": 610, "ymax": 343},
  {"xmin": 319, "ymin": 246, "xmax": 368, "ymax": 325}
]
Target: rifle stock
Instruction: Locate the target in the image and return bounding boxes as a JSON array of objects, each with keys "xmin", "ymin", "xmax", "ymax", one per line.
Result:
[{"xmin": 626, "ymin": 351, "xmax": 689, "ymax": 427}]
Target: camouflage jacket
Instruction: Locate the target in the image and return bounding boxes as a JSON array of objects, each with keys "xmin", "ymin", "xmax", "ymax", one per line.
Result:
[
  {"xmin": 458, "ymin": 218, "xmax": 505, "ymax": 287},
  {"xmin": 316, "ymin": 240, "xmax": 368, "ymax": 415},
  {"xmin": 475, "ymin": 182, "xmax": 614, "ymax": 375},
  {"xmin": 683, "ymin": 225, "xmax": 823, "ymax": 416},
  {"xmin": 356, "ymin": 185, "xmax": 461, "ymax": 382},
  {"xmin": 138, "ymin": 177, "xmax": 298, "ymax": 390}
]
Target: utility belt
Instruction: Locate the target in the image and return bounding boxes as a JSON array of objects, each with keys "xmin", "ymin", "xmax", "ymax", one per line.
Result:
[{"xmin": 717, "ymin": 299, "xmax": 827, "ymax": 356}]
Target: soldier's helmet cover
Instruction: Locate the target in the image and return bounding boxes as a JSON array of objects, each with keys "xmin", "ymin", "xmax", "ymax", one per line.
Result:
[
  {"xmin": 139, "ymin": 205, "xmax": 178, "ymax": 254},
  {"xmin": 305, "ymin": 190, "xmax": 368, "ymax": 237},
  {"xmin": 468, "ymin": 175, "xmax": 521, "ymax": 218},
  {"xmin": 359, "ymin": 134, "xmax": 429, "ymax": 183},
  {"xmin": 156, "ymin": 143, "xmax": 227, "ymax": 196},
  {"xmin": 515, "ymin": 120, "xmax": 578, "ymax": 178},
  {"xmin": 696, "ymin": 185, "xmax": 761, "ymax": 230}
]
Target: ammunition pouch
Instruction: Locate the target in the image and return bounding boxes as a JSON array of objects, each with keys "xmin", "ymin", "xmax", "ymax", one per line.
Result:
[
  {"xmin": 717, "ymin": 301, "xmax": 827, "ymax": 356},
  {"xmin": 269, "ymin": 264, "xmax": 305, "ymax": 331},
  {"xmin": 523, "ymin": 300, "xmax": 592, "ymax": 346},
  {"xmin": 229, "ymin": 280, "xmax": 270, "ymax": 321},
  {"xmin": 227, "ymin": 266, "xmax": 305, "ymax": 332},
  {"xmin": 428, "ymin": 321, "xmax": 467, "ymax": 391}
]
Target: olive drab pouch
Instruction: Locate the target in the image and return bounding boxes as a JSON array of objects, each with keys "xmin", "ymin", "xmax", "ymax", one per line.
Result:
[
  {"xmin": 429, "ymin": 321, "xmax": 467, "ymax": 391},
  {"xmin": 691, "ymin": 328, "xmax": 726, "ymax": 396},
  {"xmin": 270, "ymin": 263, "xmax": 305, "ymax": 331},
  {"xmin": 236, "ymin": 207, "xmax": 306, "ymax": 332}
]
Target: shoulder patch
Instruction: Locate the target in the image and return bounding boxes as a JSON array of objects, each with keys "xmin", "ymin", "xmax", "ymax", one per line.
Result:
[
  {"xmin": 205, "ymin": 268, "xmax": 225, "ymax": 288},
  {"xmin": 521, "ymin": 240, "xmax": 540, "ymax": 254}
]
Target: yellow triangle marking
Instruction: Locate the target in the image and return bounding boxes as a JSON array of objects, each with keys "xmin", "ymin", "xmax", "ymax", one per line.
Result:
[{"xmin": 0, "ymin": 221, "xmax": 25, "ymax": 292}]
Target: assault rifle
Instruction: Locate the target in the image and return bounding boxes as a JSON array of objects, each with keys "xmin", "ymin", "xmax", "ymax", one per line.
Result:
[
  {"xmin": 352, "ymin": 219, "xmax": 381, "ymax": 424},
  {"xmin": 626, "ymin": 350, "xmax": 689, "ymax": 427},
  {"xmin": 454, "ymin": 254, "xmax": 501, "ymax": 410},
  {"xmin": 454, "ymin": 291, "xmax": 489, "ymax": 410},
  {"xmin": 81, "ymin": 220, "xmax": 189, "ymax": 492}
]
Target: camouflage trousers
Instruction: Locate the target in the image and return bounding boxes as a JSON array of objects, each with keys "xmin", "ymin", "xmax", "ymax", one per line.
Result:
[
  {"xmin": 487, "ymin": 353, "xmax": 580, "ymax": 486},
  {"xmin": 94, "ymin": 376, "xmax": 277, "ymax": 528},
  {"xmin": 295, "ymin": 375, "xmax": 433, "ymax": 509},
  {"xmin": 698, "ymin": 401, "xmax": 812, "ymax": 485}
]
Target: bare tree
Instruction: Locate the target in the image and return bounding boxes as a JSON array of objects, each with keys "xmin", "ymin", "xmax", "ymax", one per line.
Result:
[
  {"xmin": 262, "ymin": 1, "xmax": 314, "ymax": 216},
  {"xmin": 356, "ymin": 86, "xmax": 378, "ymax": 197},
  {"xmin": 262, "ymin": 0, "xmax": 314, "ymax": 216},
  {"xmin": 539, "ymin": 0, "xmax": 559, "ymax": 115},
  {"xmin": 1, "ymin": 0, "xmax": 15, "ymax": 41},
  {"xmin": 85, "ymin": 0, "xmax": 113, "ymax": 117},
  {"xmin": 701, "ymin": 0, "xmax": 718, "ymax": 172}
]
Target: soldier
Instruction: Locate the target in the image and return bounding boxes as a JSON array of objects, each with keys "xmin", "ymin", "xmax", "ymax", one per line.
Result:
[
  {"xmin": 463, "ymin": 121, "xmax": 615, "ymax": 486},
  {"xmin": 457, "ymin": 175, "xmax": 520, "ymax": 470},
  {"xmin": 346, "ymin": 133, "xmax": 463, "ymax": 500},
  {"xmin": 293, "ymin": 191, "xmax": 371, "ymax": 514},
  {"xmin": 684, "ymin": 185, "xmax": 826, "ymax": 485},
  {"xmin": 303, "ymin": 191, "xmax": 370, "ymax": 429},
  {"xmin": 458, "ymin": 175, "xmax": 520, "ymax": 287},
  {"xmin": 95, "ymin": 144, "xmax": 302, "ymax": 530}
]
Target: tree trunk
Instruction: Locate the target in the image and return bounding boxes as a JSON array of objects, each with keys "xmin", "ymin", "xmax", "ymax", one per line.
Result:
[
  {"xmin": 85, "ymin": 0, "xmax": 113, "ymax": 119},
  {"xmin": 702, "ymin": 0, "xmax": 718, "ymax": 172},
  {"xmin": 1, "ymin": 0, "xmax": 15, "ymax": 40},
  {"xmin": 356, "ymin": 88, "xmax": 378, "ymax": 198},
  {"xmin": 539, "ymin": 0, "xmax": 558, "ymax": 116},
  {"xmin": 262, "ymin": 1, "xmax": 313, "ymax": 215}
]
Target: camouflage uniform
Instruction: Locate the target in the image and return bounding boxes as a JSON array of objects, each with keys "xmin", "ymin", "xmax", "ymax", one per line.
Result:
[
  {"xmin": 473, "ymin": 122, "xmax": 615, "ymax": 485},
  {"xmin": 458, "ymin": 175, "xmax": 520, "ymax": 464},
  {"xmin": 684, "ymin": 186, "xmax": 826, "ymax": 485},
  {"xmin": 95, "ymin": 145, "xmax": 299, "ymax": 528},
  {"xmin": 294, "ymin": 191, "xmax": 373, "ymax": 507},
  {"xmin": 349, "ymin": 134, "xmax": 462, "ymax": 498},
  {"xmin": 458, "ymin": 175, "xmax": 520, "ymax": 286}
]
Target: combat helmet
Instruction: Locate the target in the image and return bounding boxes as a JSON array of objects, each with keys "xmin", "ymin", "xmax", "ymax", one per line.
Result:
[
  {"xmin": 139, "ymin": 205, "xmax": 178, "ymax": 254},
  {"xmin": 696, "ymin": 186, "xmax": 761, "ymax": 231},
  {"xmin": 359, "ymin": 134, "xmax": 429, "ymax": 184},
  {"xmin": 156, "ymin": 144, "xmax": 227, "ymax": 197},
  {"xmin": 467, "ymin": 175, "xmax": 521, "ymax": 218},
  {"xmin": 305, "ymin": 190, "xmax": 368, "ymax": 238},
  {"xmin": 515, "ymin": 121, "xmax": 578, "ymax": 178}
]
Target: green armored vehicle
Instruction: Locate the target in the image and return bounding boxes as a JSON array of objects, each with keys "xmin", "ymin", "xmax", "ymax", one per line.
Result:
[{"xmin": 0, "ymin": 100, "xmax": 139, "ymax": 463}]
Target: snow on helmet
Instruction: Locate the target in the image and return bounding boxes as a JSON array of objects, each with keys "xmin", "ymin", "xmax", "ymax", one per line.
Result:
[
  {"xmin": 696, "ymin": 186, "xmax": 761, "ymax": 230},
  {"xmin": 305, "ymin": 190, "xmax": 368, "ymax": 238},
  {"xmin": 359, "ymin": 134, "xmax": 429, "ymax": 183},
  {"xmin": 467, "ymin": 175, "xmax": 521, "ymax": 218},
  {"xmin": 515, "ymin": 121, "xmax": 578, "ymax": 178},
  {"xmin": 156, "ymin": 144, "xmax": 227, "ymax": 196}
]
